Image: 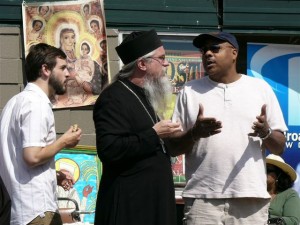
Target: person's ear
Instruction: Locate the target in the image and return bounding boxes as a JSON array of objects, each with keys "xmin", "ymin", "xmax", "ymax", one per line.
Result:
[
  {"xmin": 136, "ymin": 58, "xmax": 147, "ymax": 71},
  {"xmin": 41, "ymin": 64, "xmax": 51, "ymax": 78},
  {"xmin": 232, "ymin": 49, "xmax": 238, "ymax": 62},
  {"xmin": 232, "ymin": 48, "xmax": 238, "ymax": 56}
]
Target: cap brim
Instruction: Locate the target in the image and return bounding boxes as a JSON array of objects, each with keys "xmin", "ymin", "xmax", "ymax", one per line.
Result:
[{"xmin": 193, "ymin": 34, "xmax": 224, "ymax": 48}]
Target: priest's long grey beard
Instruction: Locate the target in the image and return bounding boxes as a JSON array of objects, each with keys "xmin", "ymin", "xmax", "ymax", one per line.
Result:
[{"xmin": 144, "ymin": 70, "xmax": 172, "ymax": 117}]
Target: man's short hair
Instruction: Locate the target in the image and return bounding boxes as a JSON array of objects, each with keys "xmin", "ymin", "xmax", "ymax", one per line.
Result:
[{"xmin": 25, "ymin": 43, "xmax": 66, "ymax": 82}]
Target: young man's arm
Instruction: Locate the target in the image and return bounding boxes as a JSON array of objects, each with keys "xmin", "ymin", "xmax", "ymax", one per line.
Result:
[{"xmin": 23, "ymin": 126, "xmax": 81, "ymax": 167}]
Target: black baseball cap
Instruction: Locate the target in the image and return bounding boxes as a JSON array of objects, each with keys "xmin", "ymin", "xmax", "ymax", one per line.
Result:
[{"xmin": 193, "ymin": 32, "xmax": 239, "ymax": 50}]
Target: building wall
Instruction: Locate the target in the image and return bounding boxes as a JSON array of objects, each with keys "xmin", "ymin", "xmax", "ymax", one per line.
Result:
[{"xmin": 0, "ymin": 26, "xmax": 120, "ymax": 147}]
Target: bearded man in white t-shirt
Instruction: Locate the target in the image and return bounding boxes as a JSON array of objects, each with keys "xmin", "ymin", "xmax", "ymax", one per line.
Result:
[{"xmin": 0, "ymin": 43, "xmax": 82, "ymax": 225}]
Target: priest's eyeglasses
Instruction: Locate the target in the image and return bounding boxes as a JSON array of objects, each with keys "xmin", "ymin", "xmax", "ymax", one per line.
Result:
[{"xmin": 147, "ymin": 56, "xmax": 167, "ymax": 64}]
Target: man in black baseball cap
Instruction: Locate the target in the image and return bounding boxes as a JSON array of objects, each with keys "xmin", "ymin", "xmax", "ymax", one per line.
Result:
[
  {"xmin": 193, "ymin": 31, "xmax": 239, "ymax": 50},
  {"xmin": 169, "ymin": 30, "xmax": 287, "ymax": 224}
]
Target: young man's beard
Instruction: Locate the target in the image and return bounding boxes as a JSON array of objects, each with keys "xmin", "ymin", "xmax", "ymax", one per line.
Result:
[
  {"xmin": 144, "ymin": 69, "xmax": 172, "ymax": 116},
  {"xmin": 49, "ymin": 73, "xmax": 66, "ymax": 95}
]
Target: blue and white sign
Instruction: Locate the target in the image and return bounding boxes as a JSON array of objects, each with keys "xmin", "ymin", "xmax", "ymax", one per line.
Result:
[{"xmin": 247, "ymin": 43, "xmax": 300, "ymax": 193}]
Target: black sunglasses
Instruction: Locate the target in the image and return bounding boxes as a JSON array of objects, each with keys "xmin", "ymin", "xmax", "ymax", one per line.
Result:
[
  {"xmin": 200, "ymin": 45, "xmax": 221, "ymax": 54},
  {"xmin": 200, "ymin": 44, "xmax": 235, "ymax": 54}
]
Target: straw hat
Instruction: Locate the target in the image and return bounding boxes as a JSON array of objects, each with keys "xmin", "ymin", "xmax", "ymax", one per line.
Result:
[{"xmin": 266, "ymin": 154, "xmax": 297, "ymax": 182}]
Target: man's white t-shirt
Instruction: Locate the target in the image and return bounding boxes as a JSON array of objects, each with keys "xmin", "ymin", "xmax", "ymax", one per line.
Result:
[
  {"xmin": 173, "ymin": 75, "xmax": 288, "ymax": 199},
  {"xmin": 0, "ymin": 83, "xmax": 58, "ymax": 225}
]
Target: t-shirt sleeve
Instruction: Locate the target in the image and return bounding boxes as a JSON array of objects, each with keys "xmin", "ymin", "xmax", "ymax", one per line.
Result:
[{"xmin": 21, "ymin": 100, "xmax": 52, "ymax": 148}]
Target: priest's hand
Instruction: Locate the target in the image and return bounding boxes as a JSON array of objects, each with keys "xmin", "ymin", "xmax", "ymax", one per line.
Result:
[{"xmin": 153, "ymin": 120, "xmax": 182, "ymax": 139}]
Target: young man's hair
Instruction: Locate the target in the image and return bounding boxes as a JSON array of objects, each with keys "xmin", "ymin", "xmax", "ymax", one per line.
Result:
[{"xmin": 25, "ymin": 43, "xmax": 66, "ymax": 82}]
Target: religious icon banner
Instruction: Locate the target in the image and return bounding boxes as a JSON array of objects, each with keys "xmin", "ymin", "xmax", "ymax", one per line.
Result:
[
  {"xmin": 55, "ymin": 146, "xmax": 100, "ymax": 224},
  {"xmin": 22, "ymin": 0, "xmax": 108, "ymax": 108}
]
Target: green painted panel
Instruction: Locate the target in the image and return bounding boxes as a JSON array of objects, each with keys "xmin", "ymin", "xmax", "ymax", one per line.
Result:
[
  {"xmin": 106, "ymin": 10, "xmax": 217, "ymax": 26},
  {"xmin": 0, "ymin": 1, "xmax": 22, "ymax": 21},
  {"xmin": 2, "ymin": 0, "xmax": 300, "ymax": 34},
  {"xmin": 0, "ymin": 0, "xmax": 219, "ymax": 32},
  {"xmin": 105, "ymin": 0, "xmax": 216, "ymax": 12},
  {"xmin": 0, "ymin": 5, "xmax": 22, "ymax": 21},
  {"xmin": 223, "ymin": 0, "xmax": 300, "ymax": 29},
  {"xmin": 224, "ymin": 0, "xmax": 300, "ymax": 13},
  {"xmin": 104, "ymin": 0, "xmax": 219, "ymax": 32}
]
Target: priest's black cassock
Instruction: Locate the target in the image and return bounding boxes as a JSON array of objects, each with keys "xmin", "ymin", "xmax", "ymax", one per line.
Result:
[{"xmin": 93, "ymin": 78, "xmax": 176, "ymax": 225}]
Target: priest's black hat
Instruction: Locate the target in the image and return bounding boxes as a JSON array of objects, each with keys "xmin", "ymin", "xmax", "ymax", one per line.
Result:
[{"xmin": 115, "ymin": 29, "xmax": 162, "ymax": 64}]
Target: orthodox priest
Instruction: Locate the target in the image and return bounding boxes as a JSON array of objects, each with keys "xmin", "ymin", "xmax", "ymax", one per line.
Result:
[{"xmin": 93, "ymin": 29, "xmax": 182, "ymax": 225}]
